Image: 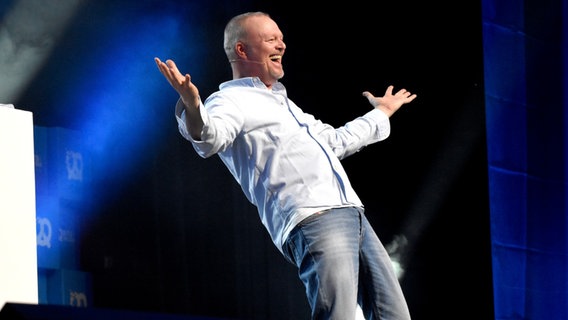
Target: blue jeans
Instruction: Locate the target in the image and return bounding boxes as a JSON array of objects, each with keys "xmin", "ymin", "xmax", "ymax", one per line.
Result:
[{"xmin": 283, "ymin": 207, "xmax": 411, "ymax": 320}]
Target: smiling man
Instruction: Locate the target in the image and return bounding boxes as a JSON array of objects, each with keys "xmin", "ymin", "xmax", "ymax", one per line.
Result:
[{"xmin": 155, "ymin": 11, "xmax": 416, "ymax": 320}]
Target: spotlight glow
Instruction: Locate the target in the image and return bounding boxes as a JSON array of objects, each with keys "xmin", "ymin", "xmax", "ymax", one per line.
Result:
[{"xmin": 0, "ymin": 0, "xmax": 83, "ymax": 102}]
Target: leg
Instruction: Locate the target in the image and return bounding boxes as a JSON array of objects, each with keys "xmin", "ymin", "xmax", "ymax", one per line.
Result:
[
  {"xmin": 358, "ymin": 213, "xmax": 411, "ymax": 320},
  {"xmin": 283, "ymin": 207, "xmax": 361, "ymax": 320}
]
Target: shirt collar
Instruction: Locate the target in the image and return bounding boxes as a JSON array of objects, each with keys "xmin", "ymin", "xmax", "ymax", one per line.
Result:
[{"xmin": 220, "ymin": 77, "xmax": 286, "ymax": 94}]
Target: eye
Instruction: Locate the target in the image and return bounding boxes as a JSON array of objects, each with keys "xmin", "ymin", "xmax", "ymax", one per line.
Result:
[{"xmin": 265, "ymin": 37, "xmax": 284, "ymax": 45}]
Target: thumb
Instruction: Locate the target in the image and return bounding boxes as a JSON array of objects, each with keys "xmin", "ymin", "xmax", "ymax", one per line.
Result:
[{"xmin": 362, "ymin": 91, "xmax": 378, "ymax": 107}]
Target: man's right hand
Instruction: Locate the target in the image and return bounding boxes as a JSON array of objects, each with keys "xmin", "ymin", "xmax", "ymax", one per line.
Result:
[
  {"xmin": 154, "ymin": 57, "xmax": 200, "ymax": 110},
  {"xmin": 155, "ymin": 57, "xmax": 204, "ymax": 140}
]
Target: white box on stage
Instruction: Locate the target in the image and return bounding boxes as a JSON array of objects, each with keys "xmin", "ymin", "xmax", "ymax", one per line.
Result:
[{"xmin": 0, "ymin": 106, "xmax": 39, "ymax": 307}]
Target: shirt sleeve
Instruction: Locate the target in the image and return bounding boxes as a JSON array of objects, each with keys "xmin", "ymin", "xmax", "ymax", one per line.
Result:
[
  {"xmin": 174, "ymin": 98, "xmax": 218, "ymax": 159},
  {"xmin": 175, "ymin": 96, "xmax": 243, "ymax": 159},
  {"xmin": 313, "ymin": 108, "xmax": 391, "ymax": 160},
  {"xmin": 175, "ymin": 98, "xmax": 206, "ymax": 141}
]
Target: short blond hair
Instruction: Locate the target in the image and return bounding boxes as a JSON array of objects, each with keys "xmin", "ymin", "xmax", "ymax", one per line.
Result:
[{"xmin": 223, "ymin": 11, "xmax": 270, "ymax": 61}]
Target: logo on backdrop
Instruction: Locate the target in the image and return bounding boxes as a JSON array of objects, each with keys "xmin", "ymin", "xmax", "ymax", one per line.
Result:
[
  {"xmin": 36, "ymin": 217, "xmax": 52, "ymax": 248},
  {"xmin": 65, "ymin": 150, "xmax": 83, "ymax": 181},
  {"xmin": 70, "ymin": 291, "xmax": 88, "ymax": 307},
  {"xmin": 58, "ymin": 227, "xmax": 75, "ymax": 243}
]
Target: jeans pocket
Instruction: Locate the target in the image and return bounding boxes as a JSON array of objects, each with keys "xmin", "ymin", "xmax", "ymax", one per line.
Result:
[{"xmin": 282, "ymin": 234, "xmax": 298, "ymax": 266}]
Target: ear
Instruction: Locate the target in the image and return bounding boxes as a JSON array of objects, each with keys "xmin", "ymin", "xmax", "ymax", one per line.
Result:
[{"xmin": 235, "ymin": 42, "xmax": 247, "ymax": 59}]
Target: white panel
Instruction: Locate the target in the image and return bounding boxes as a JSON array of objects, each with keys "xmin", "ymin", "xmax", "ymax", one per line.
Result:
[{"xmin": 0, "ymin": 107, "xmax": 38, "ymax": 308}]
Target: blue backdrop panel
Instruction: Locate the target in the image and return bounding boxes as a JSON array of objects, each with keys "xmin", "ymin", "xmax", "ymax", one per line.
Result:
[{"xmin": 482, "ymin": 0, "xmax": 568, "ymax": 319}]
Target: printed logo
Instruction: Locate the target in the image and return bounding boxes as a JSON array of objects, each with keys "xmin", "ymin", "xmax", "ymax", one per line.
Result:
[
  {"xmin": 36, "ymin": 217, "xmax": 52, "ymax": 248},
  {"xmin": 35, "ymin": 154, "xmax": 43, "ymax": 169},
  {"xmin": 65, "ymin": 150, "xmax": 83, "ymax": 181},
  {"xmin": 69, "ymin": 291, "xmax": 88, "ymax": 307},
  {"xmin": 58, "ymin": 227, "xmax": 75, "ymax": 243}
]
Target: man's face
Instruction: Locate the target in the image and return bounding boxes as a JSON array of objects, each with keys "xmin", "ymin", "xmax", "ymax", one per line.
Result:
[{"xmin": 240, "ymin": 15, "xmax": 286, "ymax": 87}]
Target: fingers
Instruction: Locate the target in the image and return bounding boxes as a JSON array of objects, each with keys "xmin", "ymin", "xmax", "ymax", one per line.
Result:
[
  {"xmin": 155, "ymin": 57, "xmax": 189, "ymax": 88},
  {"xmin": 391, "ymin": 86, "xmax": 417, "ymax": 102},
  {"xmin": 397, "ymin": 88, "xmax": 417, "ymax": 102},
  {"xmin": 363, "ymin": 86, "xmax": 415, "ymax": 99},
  {"xmin": 155, "ymin": 57, "xmax": 165, "ymax": 73},
  {"xmin": 155, "ymin": 57, "xmax": 174, "ymax": 81},
  {"xmin": 154, "ymin": 57, "xmax": 178, "ymax": 75},
  {"xmin": 366, "ymin": 86, "xmax": 415, "ymax": 99},
  {"xmin": 165, "ymin": 59, "xmax": 179, "ymax": 72},
  {"xmin": 362, "ymin": 85, "xmax": 417, "ymax": 110}
]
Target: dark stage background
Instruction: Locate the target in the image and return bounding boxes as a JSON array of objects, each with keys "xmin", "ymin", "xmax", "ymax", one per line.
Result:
[{"xmin": 3, "ymin": 0, "xmax": 492, "ymax": 319}]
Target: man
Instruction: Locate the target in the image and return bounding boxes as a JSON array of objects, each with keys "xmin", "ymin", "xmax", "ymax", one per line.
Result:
[{"xmin": 155, "ymin": 11, "xmax": 416, "ymax": 320}]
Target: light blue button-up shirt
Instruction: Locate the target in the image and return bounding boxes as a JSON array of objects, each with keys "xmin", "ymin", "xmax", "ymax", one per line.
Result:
[{"xmin": 176, "ymin": 77, "xmax": 391, "ymax": 253}]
